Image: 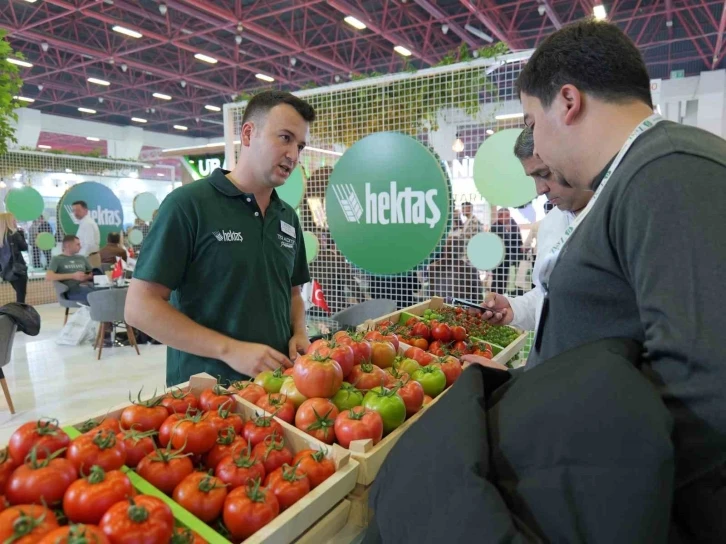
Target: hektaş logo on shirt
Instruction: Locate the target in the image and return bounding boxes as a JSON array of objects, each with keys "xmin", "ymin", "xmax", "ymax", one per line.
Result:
[{"xmin": 213, "ymin": 230, "xmax": 244, "ymax": 242}]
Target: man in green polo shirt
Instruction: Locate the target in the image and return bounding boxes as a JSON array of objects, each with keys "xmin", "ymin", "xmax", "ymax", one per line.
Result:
[{"xmin": 126, "ymin": 91, "xmax": 315, "ymax": 386}]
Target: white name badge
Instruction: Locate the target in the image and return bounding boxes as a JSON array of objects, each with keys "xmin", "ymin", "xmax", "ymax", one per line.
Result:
[{"xmin": 280, "ymin": 220, "xmax": 296, "ymax": 238}]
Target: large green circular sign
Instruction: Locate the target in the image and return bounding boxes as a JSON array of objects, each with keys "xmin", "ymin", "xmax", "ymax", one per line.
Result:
[
  {"xmin": 277, "ymin": 165, "xmax": 306, "ymax": 209},
  {"xmin": 128, "ymin": 228, "xmax": 143, "ymax": 245},
  {"xmin": 326, "ymin": 132, "xmax": 450, "ymax": 275},
  {"xmin": 133, "ymin": 192, "xmax": 159, "ymax": 222},
  {"xmin": 303, "ymin": 231, "xmax": 319, "ymax": 263},
  {"xmin": 6, "ymin": 187, "xmax": 44, "ymax": 222},
  {"xmin": 36, "ymin": 232, "xmax": 56, "ymax": 251},
  {"xmin": 59, "ymin": 182, "xmax": 124, "ymax": 243},
  {"xmin": 467, "ymin": 233, "xmax": 505, "ymax": 270},
  {"xmin": 474, "ymin": 129, "xmax": 536, "ymax": 207}
]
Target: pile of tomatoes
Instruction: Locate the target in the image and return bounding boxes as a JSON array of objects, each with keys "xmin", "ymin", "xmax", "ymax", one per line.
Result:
[
  {"xmin": 241, "ymin": 329, "xmax": 464, "ymax": 451},
  {"xmin": 0, "ymin": 384, "xmax": 339, "ymax": 543}
]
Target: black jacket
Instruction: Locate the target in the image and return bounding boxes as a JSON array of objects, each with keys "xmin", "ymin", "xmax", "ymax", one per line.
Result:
[
  {"xmin": 364, "ymin": 338, "xmax": 675, "ymax": 543},
  {"xmin": 0, "ymin": 303, "xmax": 41, "ymax": 336}
]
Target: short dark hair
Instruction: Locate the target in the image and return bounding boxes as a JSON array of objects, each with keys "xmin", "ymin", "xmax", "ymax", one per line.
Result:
[
  {"xmin": 517, "ymin": 20, "xmax": 653, "ymax": 109},
  {"xmin": 107, "ymin": 232, "xmax": 120, "ymax": 244},
  {"xmin": 72, "ymin": 200, "xmax": 88, "ymax": 209},
  {"xmin": 62, "ymin": 235, "xmax": 78, "ymax": 245},
  {"xmin": 461, "ymin": 201, "xmax": 473, "ymax": 208},
  {"xmin": 513, "ymin": 127, "xmax": 535, "ymax": 160},
  {"xmin": 241, "ymin": 90, "xmax": 316, "ymax": 126}
]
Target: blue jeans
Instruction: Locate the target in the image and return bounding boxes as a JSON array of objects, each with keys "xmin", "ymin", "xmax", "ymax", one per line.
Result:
[{"xmin": 66, "ymin": 285, "xmax": 99, "ymax": 304}]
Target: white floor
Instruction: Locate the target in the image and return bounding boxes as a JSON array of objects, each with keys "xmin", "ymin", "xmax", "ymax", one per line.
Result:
[{"xmin": 0, "ymin": 304, "xmax": 166, "ymax": 444}]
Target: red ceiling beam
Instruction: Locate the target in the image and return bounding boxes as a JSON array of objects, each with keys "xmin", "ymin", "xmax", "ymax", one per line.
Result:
[
  {"xmin": 411, "ymin": 0, "xmax": 479, "ymax": 49},
  {"xmin": 537, "ymin": 0, "xmax": 563, "ymax": 30},
  {"xmin": 713, "ymin": 0, "xmax": 726, "ymax": 68},
  {"xmin": 673, "ymin": 10, "xmax": 713, "ymax": 68},
  {"xmin": 459, "ymin": 0, "xmax": 515, "ymax": 50}
]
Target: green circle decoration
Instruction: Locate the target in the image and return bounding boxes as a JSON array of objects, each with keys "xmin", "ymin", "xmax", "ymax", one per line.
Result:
[
  {"xmin": 473, "ymin": 129, "xmax": 537, "ymax": 207},
  {"xmin": 128, "ymin": 228, "xmax": 143, "ymax": 245},
  {"xmin": 277, "ymin": 165, "xmax": 306, "ymax": 209},
  {"xmin": 326, "ymin": 132, "xmax": 450, "ymax": 275},
  {"xmin": 303, "ymin": 231, "xmax": 319, "ymax": 263},
  {"xmin": 35, "ymin": 232, "xmax": 56, "ymax": 251},
  {"xmin": 6, "ymin": 186, "xmax": 44, "ymax": 222},
  {"xmin": 467, "ymin": 232, "xmax": 505, "ymax": 271},
  {"xmin": 133, "ymin": 192, "xmax": 159, "ymax": 222},
  {"xmin": 58, "ymin": 182, "xmax": 124, "ymax": 242}
]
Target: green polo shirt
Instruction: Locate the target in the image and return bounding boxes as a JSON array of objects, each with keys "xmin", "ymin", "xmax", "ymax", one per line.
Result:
[{"xmin": 133, "ymin": 168, "xmax": 310, "ymax": 386}]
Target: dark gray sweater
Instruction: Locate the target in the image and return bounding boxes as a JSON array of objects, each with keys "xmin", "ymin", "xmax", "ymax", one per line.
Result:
[{"xmin": 529, "ymin": 121, "xmax": 726, "ymax": 489}]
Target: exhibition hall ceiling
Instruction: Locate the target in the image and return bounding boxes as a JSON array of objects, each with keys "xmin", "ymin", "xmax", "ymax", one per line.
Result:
[{"xmin": 3, "ymin": 0, "xmax": 725, "ymax": 137}]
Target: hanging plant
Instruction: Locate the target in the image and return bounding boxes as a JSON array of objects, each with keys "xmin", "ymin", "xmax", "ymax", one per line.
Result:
[{"xmin": 0, "ymin": 30, "xmax": 25, "ymax": 156}]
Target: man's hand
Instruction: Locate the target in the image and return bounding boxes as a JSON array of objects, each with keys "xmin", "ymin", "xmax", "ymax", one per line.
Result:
[
  {"xmin": 72, "ymin": 271, "xmax": 89, "ymax": 281},
  {"xmin": 222, "ymin": 341, "xmax": 292, "ymax": 377},
  {"xmin": 288, "ymin": 332, "xmax": 310, "ymax": 361},
  {"xmin": 481, "ymin": 293, "xmax": 514, "ymax": 325},
  {"xmin": 461, "ymin": 354, "xmax": 509, "ymax": 371}
]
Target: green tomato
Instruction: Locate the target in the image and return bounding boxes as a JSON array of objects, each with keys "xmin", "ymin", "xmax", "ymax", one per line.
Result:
[
  {"xmin": 362, "ymin": 386, "xmax": 406, "ymax": 435},
  {"xmin": 412, "ymin": 365, "xmax": 446, "ymax": 398},
  {"xmin": 253, "ymin": 367, "xmax": 286, "ymax": 394},
  {"xmin": 395, "ymin": 357, "xmax": 420, "ymax": 378},
  {"xmin": 331, "ymin": 382, "xmax": 364, "ymax": 411}
]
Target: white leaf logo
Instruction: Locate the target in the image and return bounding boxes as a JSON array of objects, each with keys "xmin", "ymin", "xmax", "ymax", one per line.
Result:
[{"xmin": 332, "ymin": 184, "xmax": 363, "ymax": 223}]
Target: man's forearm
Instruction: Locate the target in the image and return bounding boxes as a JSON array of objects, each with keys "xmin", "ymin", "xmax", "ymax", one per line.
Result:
[
  {"xmin": 290, "ymin": 289, "xmax": 306, "ymax": 335},
  {"xmin": 46, "ymin": 271, "xmax": 76, "ymax": 282}
]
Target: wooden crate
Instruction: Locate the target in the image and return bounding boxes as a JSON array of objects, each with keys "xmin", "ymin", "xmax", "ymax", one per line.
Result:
[
  {"xmin": 294, "ymin": 500, "xmax": 351, "ymax": 544},
  {"xmin": 61, "ymin": 373, "xmax": 360, "ymax": 544}
]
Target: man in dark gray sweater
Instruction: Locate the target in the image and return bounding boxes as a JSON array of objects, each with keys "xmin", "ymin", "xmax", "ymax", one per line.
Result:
[{"xmin": 496, "ymin": 20, "xmax": 725, "ymax": 541}]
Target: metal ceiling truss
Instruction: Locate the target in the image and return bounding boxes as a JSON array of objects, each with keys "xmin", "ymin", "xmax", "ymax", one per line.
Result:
[{"xmin": 2, "ymin": 0, "xmax": 725, "ymax": 138}]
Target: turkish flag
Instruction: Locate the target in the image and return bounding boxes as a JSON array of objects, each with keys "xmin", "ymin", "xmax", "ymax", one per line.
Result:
[
  {"xmin": 111, "ymin": 257, "xmax": 124, "ymax": 280},
  {"xmin": 311, "ymin": 280, "xmax": 331, "ymax": 314}
]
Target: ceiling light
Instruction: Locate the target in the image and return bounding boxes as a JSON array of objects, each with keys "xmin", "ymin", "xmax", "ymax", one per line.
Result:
[
  {"xmin": 86, "ymin": 137, "xmax": 100, "ymax": 141},
  {"xmin": 205, "ymin": 105, "xmax": 221, "ymax": 112},
  {"xmin": 38, "ymin": 145, "xmax": 51, "ymax": 149},
  {"xmin": 344, "ymin": 16, "xmax": 366, "ymax": 30},
  {"xmin": 13, "ymin": 96, "xmax": 35, "ymax": 103},
  {"xmin": 87, "ymin": 77, "xmax": 110, "ymax": 86},
  {"xmin": 8, "ymin": 58, "xmax": 33, "ymax": 68},
  {"xmin": 153, "ymin": 92, "xmax": 172, "ymax": 100},
  {"xmin": 78, "ymin": 107, "xmax": 97, "ymax": 114},
  {"xmin": 65, "ymin": 169, "xmax": 73, "ymax": 173},
  {"xmin": 131, "ymin": 117, "xmax": 147, "ymax": 123},
  {"xmin": 255, "ymin": 73, "xmax": 275, "ymax": 82},
  {"xmin": 495, "ymin": 112, "xmax": 524, "ymax": 120},
  {"xmin": 194, "ymin": 53, "xmax": 218, "ymax": 64},
  {"xmin": 593, "ymin": 4, "xmax": 607, "ymax": 20},
  {"xmin": 394, "ymin": 45, "xmax": 412, "ymax": 57},
  {"xmin": 112, "ymin": 25, "xmax": 143, "ymax": 39},
  {"xmin": 486, "ymin": 129, "xmax": 494, "ymax": 135},
  {"xmin": 452, "ymin": 136, "xmax": 465, "ymax": 153},
  {"xmin": 157, "ymin": 173, "xmax": 165, "ymax": 177},
  {"xmin": 464, "ymin": 24, "xmax": 494, "ymax": 43},
  {"xmin": 24, "ymin": 0, "xmax": 38, "ymax": 3},
  {"xmin": 174, "ymin": 125, "xmax": 188, "ymax": 131}
]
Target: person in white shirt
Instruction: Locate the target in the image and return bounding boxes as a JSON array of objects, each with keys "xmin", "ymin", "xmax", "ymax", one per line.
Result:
[
  {"xmin": 72, "ymin": 200, "xmax": 100, "ymax": 258},
  {"xmin": 475, "ymin": 127, "xmax": 592, "ymax": 331}
]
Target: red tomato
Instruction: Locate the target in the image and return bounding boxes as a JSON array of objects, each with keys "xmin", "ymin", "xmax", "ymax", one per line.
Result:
[
  {"xmin": 99, "ymin": 496, "xmax": 174, "ymax": 544},
  {"xmin": 8, "ymin": 419, "xmax": 70, "ymax": 463},
  {"xmin": 451, "ymin": 325, "xmax": 467, "ymax": 342},
  {"xmin": 409, "ymin": 337, "xmax": 429, "ymax": 350},
  {"xmin": 169, "ymin": 413, "xmax": 217, "ymax": 456},
  {"xmin": 333, "ymin": 407, "xmax": 384, "ymax": 449},
  {"xmin": 198, "ymin": 386, "xmax": 234, "ymax": 412},
  {"xmin": 229, "ymin": 381, "xmax": 266, "ymax": 405},
  {"xmin": 332, "ymin": 331, "xmax": 350, "ymax": 343},
  {"xmin": 223, "ymin": 481, "xmax": 279, "ymax": 541},
  {"xmin": 203, "ymin": 428, "xmax": 246, "ymax": 471},
  {"xmin": 136, "ymin": 447, "xmax": 194, "ymax": 495},
  {"xmin": 398, "ymin": 380, "xmax": 425, "ymax": 417},
  {"xmin": 292, "ymin": 354, "xmax": 343, "ymax": 399},
  {"xmin": 251, "ymin": 433, "xmax": 293, "ymax": 474},
  {"xmin": 160, "ymin": 389, "xmax": 199, "ymax": 416},
  {"xmin": 242, "ymin": 415, "xmax": 284, "ymax": 448},
  {"xmin": 38, "ymin": 524, "xmax": 111, "ymax": 544},
  {"xmin": 0, "ymin": 505, "xmax": 59, "ymax": 542},
  {"xmin": 472, "ymin": 343, "xmax": 494, "ymax": 359},
  {"xmin": 348, "ymin": 363, "xmax": 387, "ymax": 392},
  {"xmin": 431, "ymin": 323, "xmax": 452, "ymax": 343},
  {"xmin": 411, "ymin": 322, "xmax": 431, "ymax": 340},
  {"xmin": 67, "ymin": 429, "xmax": 126, "ymax": 475},
  {"xmin": 370, "ymin": 341, "xmax": 396, "ymax": 369},
  {"xmin": 0, "ymin": 450, "xmax": 17, "ymax": 495},
  {"xmin": 157, "ymin": 413, "xmax": 184, "ymax": 448},
  {"xmin": 308, "ymin": 341, "xmax": 355, "ymax": 379},
  {"xmin": 6, "ymin": 447, "xmax": 77, "ymax": 507},
  {"xmin": 119, "ymin": 391, "xmax": 169, "ymax": 434},
  {"xmin": 294, "ymin": 398, "xmax": 338, "ymax": 444},
  {"xmin": 77, "ymin": 417, "xmax": 121, "ymax": 436},
  {"xmin": 452, "ymin": 340, "xmax": 471, "ymax": 355},
  {"xmin": 115, "ymin": 429, "xmax": 156, "ymax": 468},
  {"xmin": 265, "ymin": 464, "xmax": 310, "ymax": 511},
  {"xmin": 427, "ymin": 340, "xmax": 446, "ymax": 357},
  {"xmin": 439, "ymin": 355, "xmax": 464, "ymax": 388},
  {"xmin": 404, "ymin": 346, "xmax": 436, "ymax": 366},
  {"xmin": 383, "ymin": 368, "xmax": 410, "ymax": 388},
  {"xmin": 255, "ymin": 394, "xmax": 296, "ymax": 425},
  {"xmin": 172, "ymin": 472, "xmax": 228, "ymax": 523},
  {"xmin": 337, "ymin": 334, "xmax": 372, "ymax": 365},
  {"xmin": 283, "ymin": 368, "xmax": 294, "ymax": 377},
  {"xmin": 292, "ymin": 450, "xmax": 335, "ymax": 489},
  {"xmin": 215, "ymin": 447, "xmax": 266, "ymax": 490},
  {"xmin": 205, "ymin": 405, "xmax": 245, "ymax": 436},
  {"xmin": 170, "ymin": 527, "xmax": 207, "ymax": 544},
  {"xmin": 64, "ymin": 467, "xmax": 134, "ymax": 525}
]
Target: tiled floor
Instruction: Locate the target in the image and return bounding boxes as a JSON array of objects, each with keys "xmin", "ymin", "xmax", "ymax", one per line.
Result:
[{"xmin": 0, "ymin": 303, "xmax": 166, "ymax": 444}]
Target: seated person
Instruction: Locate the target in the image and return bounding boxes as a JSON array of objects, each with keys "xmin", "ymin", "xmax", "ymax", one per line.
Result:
[
  {"xmin": 46, "ymin": 235, "xmax": 99, "ymax": 303},
  {"xmin": 100, "ymin": 232, "xmax": 128, "ymax": 264}
]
